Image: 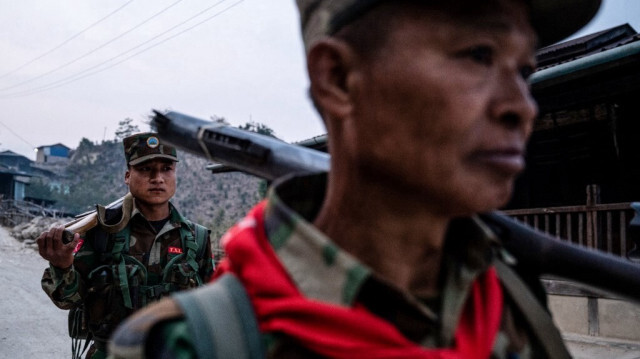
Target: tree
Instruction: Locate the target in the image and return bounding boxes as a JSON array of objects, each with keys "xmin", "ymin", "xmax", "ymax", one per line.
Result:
[
  {"xmin": 208, "ymin": 115, "xmax": 229, "ymax": 126},
  {"xmin": 114, "ymin": 118, "xmax": 140, "ymax": 140},
  {"xmin": 77, "ymin": 137, "xmax": 95, "ymax": 151},
  {"xmin": 237, "ymin": 121, "xmax": 278, "ymax": 139}
]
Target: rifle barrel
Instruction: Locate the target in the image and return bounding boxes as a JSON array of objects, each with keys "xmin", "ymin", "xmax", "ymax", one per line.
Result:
[
  {"xmin": 152, "ymin": 110, "xmax": 640, "ymax": 303},
  {"xmin": 152, "ymin": 111, "xmax": 329, "ymax": 180},
  {"xmin": 482, "ymin": 212, "xmax": 640, "ymax": 302}
]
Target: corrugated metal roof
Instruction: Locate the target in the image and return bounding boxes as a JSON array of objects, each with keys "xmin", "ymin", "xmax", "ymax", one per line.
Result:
[
  {"xmin": 536, "ymin": 23, "xmax": 638, "ymax": 70},
  {"xmin": 531, "ymin": 39, "xmax": 640, "ymax": 86}
]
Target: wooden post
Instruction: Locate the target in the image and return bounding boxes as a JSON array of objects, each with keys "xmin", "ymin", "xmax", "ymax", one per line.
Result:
[{"xmin": 586, "ymin": 184, "xmax": 600, "ymax": 249}]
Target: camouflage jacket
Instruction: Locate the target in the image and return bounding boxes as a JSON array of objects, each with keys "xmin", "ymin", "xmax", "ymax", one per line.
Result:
[
  {"xmin": 114, "ymin": 173, "xmax": 558, "ymax": 358},
  {"xmin": 41, "ymin": 201, "xmax": 214, "ymax": 342}
]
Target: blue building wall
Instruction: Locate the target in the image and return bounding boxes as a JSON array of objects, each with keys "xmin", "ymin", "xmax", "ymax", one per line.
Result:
[{"xmin": 49, "ymin": 144, "xmax": 69, "ymax": 157}]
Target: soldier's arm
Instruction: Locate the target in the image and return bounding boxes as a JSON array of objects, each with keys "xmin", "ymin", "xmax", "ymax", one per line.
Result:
[
  {"xmin": 41, "ymin": 264, "xmax": 85, "ymax": 309},
  {"xmin": 38, "ymin": 226, "xmax": 93, "ymax": 309}
]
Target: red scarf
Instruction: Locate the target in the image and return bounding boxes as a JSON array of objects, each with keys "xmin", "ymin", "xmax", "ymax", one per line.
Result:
[{"xmin": 214, "ymin": 201, "xmax": 503, "ymax": 359}]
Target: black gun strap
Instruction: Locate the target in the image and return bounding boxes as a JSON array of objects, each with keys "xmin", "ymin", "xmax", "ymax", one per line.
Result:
[{"xmin": 494, "ymin": 260, "xmax": 571, "ymax": 359}]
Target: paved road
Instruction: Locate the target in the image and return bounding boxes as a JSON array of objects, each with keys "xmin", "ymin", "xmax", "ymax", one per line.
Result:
[
  {"xmin": 0, "ymin": 226, "xmax": 70, "ymax": 359},
  {"xmin": 565, "ymin": 333, "xmax": 640, "ymax": 359}
]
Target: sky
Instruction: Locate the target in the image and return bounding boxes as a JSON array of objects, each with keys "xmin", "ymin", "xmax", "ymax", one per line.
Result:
[{"xmin": 0, "ymin": 0, "xmax": 639, "ymax": 160}]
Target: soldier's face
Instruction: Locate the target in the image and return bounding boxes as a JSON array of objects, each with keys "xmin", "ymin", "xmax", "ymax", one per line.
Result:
[
  {"xmin": 346, "ymin": 1, "xmax": 537, "ymax": 215},
  {"xmin": 125, "ymin": 159, "xmax": 177, "ymax": 207}
]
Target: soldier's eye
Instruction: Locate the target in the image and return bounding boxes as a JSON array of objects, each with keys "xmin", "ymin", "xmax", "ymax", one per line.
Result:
[{"xmin": 464, "ymin": 45, "xmax": 494, "ymax": 66}]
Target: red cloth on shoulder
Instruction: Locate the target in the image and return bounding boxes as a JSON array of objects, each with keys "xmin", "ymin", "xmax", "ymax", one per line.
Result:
[{"xmin": 214, "ymin": 201, "xmax": 503, "ymax": 359}]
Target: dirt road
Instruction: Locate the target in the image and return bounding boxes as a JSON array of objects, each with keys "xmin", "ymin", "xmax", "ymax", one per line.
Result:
[{"xmin": 0, "ymin": 226, "xmax": 70, "ymax": 359}]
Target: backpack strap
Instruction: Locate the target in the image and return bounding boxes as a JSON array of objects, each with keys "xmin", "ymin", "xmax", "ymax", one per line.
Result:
[
  {"xmin": 181, "ymin": 220, "xmax": 209, "ymax": 260},
  {"xmin": 494, "ymin": 260, "xmax": 571, "ymax": 359},
  {"xmin": 172, "ymin": 273, "xmax": 264, "ymax": 359},
  {"xmin": 163, "ymin": 221, "xmax": 207, "ymax": 287},
  {"xmin": 113, "ymin": 226, "xmax": 135, "ymax": 309},
  {"xmin": 192, "ymin": 222, "xmax": 209, "ymax": 260}
]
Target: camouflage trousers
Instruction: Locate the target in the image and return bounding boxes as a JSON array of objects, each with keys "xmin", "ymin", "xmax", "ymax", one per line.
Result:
[{"xmin": 86, "ymin": 342, "xmax": 107, "ymax": 359}]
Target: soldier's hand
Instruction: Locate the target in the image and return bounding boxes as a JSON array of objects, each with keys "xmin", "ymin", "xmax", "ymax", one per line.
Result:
[{"xmin": 36, "ymin": 225, "xmax": 79, "ymax": 269}]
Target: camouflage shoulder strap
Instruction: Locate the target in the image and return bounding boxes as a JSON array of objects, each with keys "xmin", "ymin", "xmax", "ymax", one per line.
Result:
[
  {"xmin": 190, "ymin": 221, "xmax": 209, "ymax": 260},
  {"xmin": 111, "ymin": 225, "xmax": 148, "ymax": 309},
  {"xmin": 172, "ymin": 273, "xmax": 264, "ymax": 359}
]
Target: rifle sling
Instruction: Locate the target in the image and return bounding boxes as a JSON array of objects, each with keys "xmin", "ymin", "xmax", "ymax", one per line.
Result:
[{"xmin": 494, "ymin": 260, "xmax": 571, "ymax": 359}]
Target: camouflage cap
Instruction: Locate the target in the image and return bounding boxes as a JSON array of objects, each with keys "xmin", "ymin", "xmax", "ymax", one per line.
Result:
[
  {"xmin": 295, "ymin": 0, "xmax": 602, "ymax": 51},
  {"xmin": 122, "ymin": 132, "xmax": 178, "ymax": 166}
]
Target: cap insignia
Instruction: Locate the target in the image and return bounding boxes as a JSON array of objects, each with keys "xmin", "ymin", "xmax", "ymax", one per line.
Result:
[{"xmin": 147, "ymin": 136, "xmax": 159, "ymax": 148}]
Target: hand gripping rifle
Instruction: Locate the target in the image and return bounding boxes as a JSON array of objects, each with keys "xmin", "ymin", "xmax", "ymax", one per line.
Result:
[
  {"xmin": 151, "ymin": 110, "xmax": 640, "ymax": 303},
  {"xmin": 61, "ymin": 192, "xmax": 134, "ymax": 244}
]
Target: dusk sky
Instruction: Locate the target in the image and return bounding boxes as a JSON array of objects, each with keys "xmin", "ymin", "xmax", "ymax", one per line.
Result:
[{"xmin": 1, "ymin": 0, "xmax": 638, "ymax": 160}]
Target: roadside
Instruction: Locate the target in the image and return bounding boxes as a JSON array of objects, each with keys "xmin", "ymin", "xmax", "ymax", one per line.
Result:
[
  {"xmin": 0, "ymin": 225, "xmax": 70, "ymax": 359},
  {"xmin": 565, "ymin": 333, "xmax": 640, "ymax": 359}
]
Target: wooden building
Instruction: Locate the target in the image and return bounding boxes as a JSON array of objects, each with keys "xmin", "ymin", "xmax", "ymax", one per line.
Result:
[{"xmin": 504, "ymin": 24, "xmax": 640, "ymax": 257}]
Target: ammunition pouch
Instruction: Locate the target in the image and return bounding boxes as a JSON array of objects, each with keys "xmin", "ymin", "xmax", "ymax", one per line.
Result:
[
  {"xmin": 164, "ymin": 260, "xmax": 200, "ymax": 290},
  {"xmin": 84, "ymin": 260, "xmax": 147, "ymax": 341}
]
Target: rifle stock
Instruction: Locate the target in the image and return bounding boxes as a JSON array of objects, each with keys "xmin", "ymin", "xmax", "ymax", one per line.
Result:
[
  {"xmin": 61, "ymin": 193, "xmax": 134, "ymax": 244},
  {"xmin": 151, "ymin": 110, "xmax": 640, "ymax": 303}
]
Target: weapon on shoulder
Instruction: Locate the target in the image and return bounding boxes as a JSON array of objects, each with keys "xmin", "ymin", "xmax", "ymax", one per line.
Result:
[
  {"xmin": 62, "ymin": 192, "xmax": 134, "ymax": 244},
  {"xmin": 151, "ymin": 110, "xmax": 329, "ymax": 180},
  {"xmin": 151, "ymin": 110, "xmax": 640, "ymax": 303}
]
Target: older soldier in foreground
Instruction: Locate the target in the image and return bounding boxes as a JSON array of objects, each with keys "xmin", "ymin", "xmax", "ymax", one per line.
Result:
[
  {"xmin": 111, "ymin": 1, "xmax": 601, "ymax": 358},
  {"xmin": 38, "ymin": 133, "xmax": 214, "ymax": 359}
]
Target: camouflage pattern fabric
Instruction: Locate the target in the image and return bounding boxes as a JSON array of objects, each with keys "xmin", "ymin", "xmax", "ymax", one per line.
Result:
[
  {"xmin": 122, "ymin": 132, "xmax": 178, "ymax": 166},
  {"xmin": 42, "ymin": 201, "xmax": 214, "ymax": 357},
  {"xmin": 137, "ymin": 173, "xmax": 554, "ymax": 358}
]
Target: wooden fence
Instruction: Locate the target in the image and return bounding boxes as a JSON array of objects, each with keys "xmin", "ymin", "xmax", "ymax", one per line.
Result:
[
  {"xmin": 503, "ymin": 202, "xmax": 635, "ymax": 257},
  {"xmin": 0, "ymin": 199, "xmax": 62, "ymax": 226}
]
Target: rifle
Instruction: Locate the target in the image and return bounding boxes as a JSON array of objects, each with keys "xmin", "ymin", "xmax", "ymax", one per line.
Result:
[
  {"xmin": 61, "ymin": 192, "xmax": 134, "ymax": 244},
  {"xmin": 151, "ymin": 110, "xmax": 640, "ymax": 303}
]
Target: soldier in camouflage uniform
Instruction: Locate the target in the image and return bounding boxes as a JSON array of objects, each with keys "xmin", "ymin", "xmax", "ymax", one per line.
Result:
[
  {"xmin": 111, "ymin": 1, "xmax": 602, "ymax": 358},
  {"xmin": 37, "ymin": 133, "xmax": 215, "ymax": 359}
]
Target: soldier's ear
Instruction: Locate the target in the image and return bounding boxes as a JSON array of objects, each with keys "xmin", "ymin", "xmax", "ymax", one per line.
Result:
[
  {"xmin": 124, "ymin": 170, "xmax": 130, "ymax": 185},
  {"xmin": 307, "ymin": 38, "xmax": 356, "ymax": 120}
]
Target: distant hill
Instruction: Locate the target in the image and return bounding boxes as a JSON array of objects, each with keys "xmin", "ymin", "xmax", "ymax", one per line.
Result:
[{"xmin": 26, "ymin": 138, "xmax": 265, "ymax": 248}]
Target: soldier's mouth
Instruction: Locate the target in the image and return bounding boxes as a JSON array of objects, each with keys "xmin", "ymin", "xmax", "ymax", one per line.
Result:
[{"xmin": 470, "ymin": 148, "xmax": 525, "ymax": 176}]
